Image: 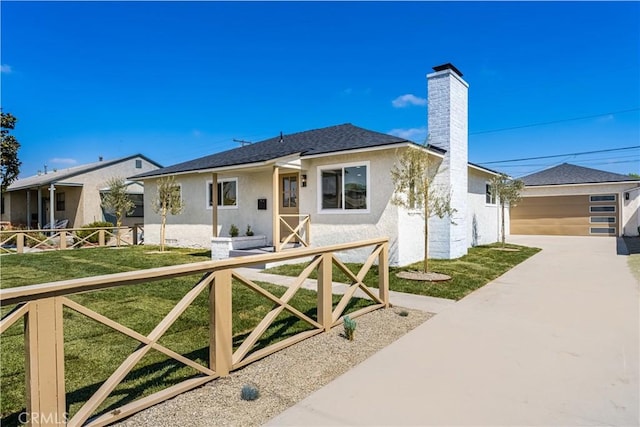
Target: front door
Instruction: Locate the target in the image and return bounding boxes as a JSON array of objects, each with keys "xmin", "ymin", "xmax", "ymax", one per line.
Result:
[{"xmin": 279, "ymin": 173, "xmax": 299, "ymax": 242}]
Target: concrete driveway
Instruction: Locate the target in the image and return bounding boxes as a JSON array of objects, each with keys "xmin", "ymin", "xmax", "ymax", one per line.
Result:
[{"xmin": 267, "ymin": 236, "xmax": 639, "ymax": 426}]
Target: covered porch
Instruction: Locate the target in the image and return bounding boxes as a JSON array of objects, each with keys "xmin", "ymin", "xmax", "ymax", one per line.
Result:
[{"xmin": 209, "ymin": 159, "xmax": 311, "ymax": 259}]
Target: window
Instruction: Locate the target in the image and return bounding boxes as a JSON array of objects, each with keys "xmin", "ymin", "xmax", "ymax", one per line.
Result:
[
  {"xmin": 282, "ymin": 175, "xmax": 297, "ymax": 208},
  {"xmin": 319, "ymin": 162, "xmax": 369, "ymax": 212},
  {"xmin": 485, "ymin": 183, "xmax": 496, "ymax": 205},
  {"xmin": 590, "ymin": 216, "xmax": 615, "ymax": 224},
  {"xmin": 135, "ymin": 159, "xmax": 142, "ymax": 169},
  {"xmin": 590, "ymin": 227, "xmax": 616, "ymax": 234},
  {"xmin": 126, "ymin": 194, "xmax": 144, "ymax": 217},
  {"xmin": 590, "ymin": 206, "xmax": 615, "ymax": 213},
  {"xmin": 590, "ymin": 194, "xmax": 616, "ymax": 202},
  {"xmin": 207, "ymin": 179, "xmax": 238, "ymax": 208},
  {"xmin": 56, "ymin": 193, "xmax": 65, "ymax": 211}
]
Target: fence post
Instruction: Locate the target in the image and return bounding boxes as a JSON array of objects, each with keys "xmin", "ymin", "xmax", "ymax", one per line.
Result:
[
  {"xmin": 24, "ymin": 297, "xmax": 66, "ymax": 426},
  {"xmin": 59, "ymin": 231, "xmax": 66, "ymax": 250},
  {"xmin": 378, "ymin": 242, "xmax": 389, "ymax": 308},
  {"xmin": 17, "ymin": 233, "xmax": 24, "ymax": 254},
  {"xmin": 317, "ymin": 253, "xmax": 333, "ymax": 331},
  {"xmin": 210, "ymin": 270, "xmax": 232, "ymax": 376},
  {"xmin": 132, "ymin": 226, "xmax": 138, "ymax": 245},
  {"xmin": 98, "ymin": 230, "xmax": 105, "ymax": 246}
]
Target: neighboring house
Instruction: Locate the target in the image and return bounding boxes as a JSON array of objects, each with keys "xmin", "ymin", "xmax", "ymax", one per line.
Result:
[
  {"xmin": 1, "ymin": 154, "xmax": 161, "ymax": 229},
  {"xmin": 511, "ymin": 163, "xmax": 640, "ymax": 237},
  {"xmin": 132, "ymin": 64, "xmax": 505, "ymax": 266}
]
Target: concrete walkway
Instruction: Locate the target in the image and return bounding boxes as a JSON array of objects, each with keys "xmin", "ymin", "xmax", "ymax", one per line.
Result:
[{"xmin": 267, "ymin": 236, "xmax": 639, "ymax": 426}]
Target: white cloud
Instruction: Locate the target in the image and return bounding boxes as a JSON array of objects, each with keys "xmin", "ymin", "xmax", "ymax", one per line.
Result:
[
  {"xmin": 388, "ymin": 127, "xmax": 427, "ymax": 142},
  {"xmin": 50, "ymin": 158, "xmax": 78, "ymax": 165},
  {"xmin": 1, "ymin": 64, "xmax": 12, "ymax": 74},
  {"xmin": 392, "ymin": 94, "xmax": 427, "ymax": 108}
]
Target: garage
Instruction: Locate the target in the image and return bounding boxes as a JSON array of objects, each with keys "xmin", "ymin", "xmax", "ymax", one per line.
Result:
[
  {"xmin": 511, "ymin": 194, "xmax": 619, "ymax": 236},
  {"xmin": 509, "ymin": 163, "xmax": 640, "ymax": 237}
]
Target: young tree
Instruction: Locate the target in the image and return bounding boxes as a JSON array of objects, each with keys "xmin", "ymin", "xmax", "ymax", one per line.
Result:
[
  {"xmin": 152, "ymin": 176, "xmax": 184, "ymax": 252},
  {"xmin": 490, "ymin": 173, "xmax": 524, "ymax": 247},
  {"xmin": 1, "ymin": 112, "xmax": 22, "ymax": 192},
  {"xmin": 391, "ymin": 143, "xmax": 456, "ymax": 273},
  {"xmin": 101, "ymin": 177, "xmax": 135, "ymax": 246}
]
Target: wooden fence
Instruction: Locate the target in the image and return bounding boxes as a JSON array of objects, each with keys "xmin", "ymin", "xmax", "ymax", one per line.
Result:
[
  {"xmin": 0, "ymin": 226, "xmax": 142, "ymax": 255},
  {"xmin": 0, "ymin": 237, "xmax": 389, "ymax": 426},
  {"xmin": 277, "ymin": 214, "xmax": 310, "ymax": 251}
]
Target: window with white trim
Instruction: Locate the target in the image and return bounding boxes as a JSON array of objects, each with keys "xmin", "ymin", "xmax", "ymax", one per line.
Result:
[
  {"xmin": 590, "ymin": 227, "xmax": 616, "ymax": 234},
  {"xmin": 485, "ymin": 183, "xmax": 496, "ymax": 205},
  {"xmin": 590, "ymin": 216, "xmax": 615, "ymax": 224},
  {"xmin": 590, "ymin": 194, "xmax": 616, "ymax": 202},
  {"xmin": 207, "ymin": 178, "xmax": 238, "ymax": 209},
  {"xmin": 589, "ymin": 206, "xmax": 615, "ymax": 213},
  {"xmin": 318, "ymin": 162, "xmax": 369, "ymax": 212}
]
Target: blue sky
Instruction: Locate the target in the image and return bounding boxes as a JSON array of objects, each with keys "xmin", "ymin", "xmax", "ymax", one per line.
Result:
[{"xmin": 1, "ymin": 1, "xmax": 639, "ymax": 179}]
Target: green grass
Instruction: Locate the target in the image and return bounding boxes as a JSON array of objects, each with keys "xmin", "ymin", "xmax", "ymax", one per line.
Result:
[
  {"xmin": 265, "ymin": 243, "xmax": 541, "ymax": 300},
  {"xmin": 0, "ymin": 246, "xmax": 372, "ymax": 424}
]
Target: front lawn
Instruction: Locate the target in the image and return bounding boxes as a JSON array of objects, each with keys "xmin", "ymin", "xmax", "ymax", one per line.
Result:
[
  {"xmin": 265, "ymin": 243, "xmax": 541, "ymax": 300},
  {"xmin": 0, "ymin": 246, "xmax": 372, "ymax": 424}
]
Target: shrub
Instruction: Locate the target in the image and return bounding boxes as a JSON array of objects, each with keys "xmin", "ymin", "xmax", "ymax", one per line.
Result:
[
  {"xmin": 229, "ymin": 224, "xmax": 239, "ymax": 237},
  {"xmin": 240, "ymin": 384, "xmax": 260, "ymax": 401},
  {"xmin": 398, "ymin": 310, "xmax": 409, "ymax": 317},
  {"xmin": 343, "ymin": 315, "xmax": 357, "ymax": 341},
  {"xmin": 245, "ymin": 225, "xmax": 254, "ymax": 236},
  {"xmin": 75, "ymin": 221, "xmax": 114, "ymax": 244}
]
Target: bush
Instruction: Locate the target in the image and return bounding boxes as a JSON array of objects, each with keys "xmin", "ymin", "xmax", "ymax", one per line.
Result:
[
  {"xmin": 245, "ymin": 225, "xmax": 254, "ymax": 237},
  {"xmin": 343, "ymin": 315, "xmax": 357, "ymax": 341},
  {"xmin": 240, "ymin": 384, "xmax": 260, "ymax": 401},
  {"xmin": 229, "ymin": 224, "xmax": 239, "ymax": 237},
  {"xmin": 75, "ymin": 221, "xmax": 114, "ymax": 244}
]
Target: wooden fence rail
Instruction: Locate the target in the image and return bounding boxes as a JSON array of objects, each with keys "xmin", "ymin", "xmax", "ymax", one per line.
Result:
[
  {"xmin": 0, "ymin": 226, "xmax": 138, "ymax": 254},
  {"xmin": 0, "ymin": 237, "xmax": 389, "ymax": 427},
  {"xmin": 277, "ymin": 214, "xmax": 311, "ymax": 252}
]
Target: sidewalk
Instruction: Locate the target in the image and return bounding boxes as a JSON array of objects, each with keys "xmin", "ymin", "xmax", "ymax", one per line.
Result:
[
  {"xmin": 235, "ymin": 267, "xmax": 456, "ymax": 314},
  {"xmin": 267, "ymin": 236, "xmax": 640, "ymax": 426}
]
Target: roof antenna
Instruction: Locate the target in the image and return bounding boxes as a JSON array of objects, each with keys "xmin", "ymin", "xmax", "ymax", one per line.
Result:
[
  {"xmin": 233, "ymin": 138, "xmax": 253, "ymax": 147},
  {"xmin": 279, "ymin": 131, "xmax": 284, "ymax": 143}
]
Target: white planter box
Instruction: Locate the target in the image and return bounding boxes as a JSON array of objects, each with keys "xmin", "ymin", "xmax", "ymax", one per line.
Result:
[{"xmin": 211, "ymin": 235, "xmax": 267, "ymax": 260}]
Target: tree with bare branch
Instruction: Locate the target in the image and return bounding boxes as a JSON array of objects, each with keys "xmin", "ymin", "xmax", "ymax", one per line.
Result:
[
  {"xmin": 489, "ymin": 173, "xmax": 524, "ymax": 247},
  {"xmin": 391, "ymin": 142, "xmax": 456, "ymax": 273},
  {"xmin": 152, "ymin": 176, "xmax": 184, "ymax": 251},
  {"xmin": 101, "ymin": 177, "xmax": 135, "ymax": 247}
]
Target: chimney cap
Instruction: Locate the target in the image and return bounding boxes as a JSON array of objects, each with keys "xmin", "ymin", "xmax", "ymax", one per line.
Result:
[{"xmin": 432, "ymin": 63, "xmax": 463, "ymax": 77}]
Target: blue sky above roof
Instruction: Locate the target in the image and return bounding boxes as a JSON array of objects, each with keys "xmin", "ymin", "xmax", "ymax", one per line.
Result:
[{"xmin": 1, "ymin": 1, "xmax": 638, "ymax": 178}]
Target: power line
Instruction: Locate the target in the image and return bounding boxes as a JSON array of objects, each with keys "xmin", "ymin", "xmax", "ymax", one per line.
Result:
[
  {"xmin": 479, "ymin": 145, "xmax": 640, "ymax": 165},
  {"xmin": 470, "ymin": 107, "xmax": 640, "ymax": 135}
]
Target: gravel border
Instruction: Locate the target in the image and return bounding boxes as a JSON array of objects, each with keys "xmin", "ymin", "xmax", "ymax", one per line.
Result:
[{"xmin": 115, "ymin": 307, "xmax": 432, "ymax": 426}]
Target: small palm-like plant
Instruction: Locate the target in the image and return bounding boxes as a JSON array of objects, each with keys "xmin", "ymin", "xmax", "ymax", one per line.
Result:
[
  {"xmin": 343, "ymin": 315, "xmax": 357, "ymax": 341},
  {"xmin": 240, "ymin": 384, "xmax": 260, "ymax": 401}
]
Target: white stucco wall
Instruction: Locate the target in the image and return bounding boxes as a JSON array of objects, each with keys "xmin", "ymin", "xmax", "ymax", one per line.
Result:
[
  {"xmin": 521, "ymin": 182, "xmax": 640, "ymax": 237},
  {"xmin": 300, "ymin": 150, "xmax": 406, "ymax": 265},
  {"xmin": 143, "ymin": 169, "xmax": 276, "ymax": 248},
  {"xmin": 467, "ymin": 168, "xmax": 501, "ymax": 246}
]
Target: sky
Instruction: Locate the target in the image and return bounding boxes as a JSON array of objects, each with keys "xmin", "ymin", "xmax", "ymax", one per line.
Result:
[{"xmin": 1, "ymin": 1, "xmax": 639, "ymax": 180}]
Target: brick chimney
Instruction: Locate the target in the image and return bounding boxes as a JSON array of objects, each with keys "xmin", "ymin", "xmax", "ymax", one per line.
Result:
[{"xmin": 427, "ymin": 63, "xmax": 469, "ymax": 259}]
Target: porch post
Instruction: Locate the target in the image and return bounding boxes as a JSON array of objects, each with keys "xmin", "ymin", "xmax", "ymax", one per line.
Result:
[
  {"xmin": 37, "ymin": 188, "xmax": 42, "ymax": 228},
  {"xmin": 211, "ymin": 173, "xmax": 218, "ymax": 237},
  {"xmin": 49, "ymin": 184, "xmax": 55, "ymax": 229},
  {"xmin": 272, "ymin": 166, "xmax": 280, "ymax": 252},
  {"xmin": 26, "ymin": 190, "xmax": 31, "ymax": 229}
]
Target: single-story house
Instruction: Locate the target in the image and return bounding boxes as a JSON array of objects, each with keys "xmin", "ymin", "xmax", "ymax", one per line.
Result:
[
  {"xmin": 510, "ymin": 163, "xmax": 640, "ymax": 236},
  {"xmin": 132, "ymin": 64, "xmax": 508, "ymax": 266},
  {"xmin": 1, "ymin": 154, "xmax": 161, "ymax": 229}
]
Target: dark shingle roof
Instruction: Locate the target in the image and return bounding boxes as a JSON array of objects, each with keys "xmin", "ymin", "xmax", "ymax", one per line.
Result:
[
  {"xmin": 132, "ymin": 123, "xmax": 441, "ymax": 179},
  {"xmin": 520, "ymin": 163, "xmax": 639, "ymax": 186}
]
